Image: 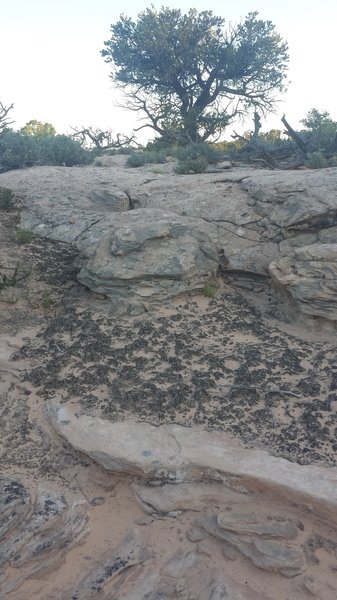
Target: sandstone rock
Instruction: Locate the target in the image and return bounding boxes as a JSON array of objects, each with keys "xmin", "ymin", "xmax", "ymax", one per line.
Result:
[
  {"xmin": 2, "ymin": 163, "xmax": 337, "ymax": 319},
  {"xmin": 269, "ymin": 243, "xmax": 337, "ymax": 320},
  {"xmin": 217, "ymin": 512, "xmax": 299, "ymax": 538},
  {"xmin": 0, "ymin": 478, "xmax": 31, "ymax": 538},
  {"xmin": 132, "ymin": 482, "xmax": 249, "ymax": 516},
  {"xmin": 88, "ymin": 188, "xmax": 131, "ymax": 211},
  {"xmin": 0, "ymin": 481, "xmax": 89, "ymax": 598},
  {"xmin": 78, "ymin": 209, "xmax": 219, "ymax": 314},
  {"xmin": 199, "ymin": 514, "xmax": 303, "ymax": 578},
  {"xmin": 218, "ymin": 160, "xmax": 232, "ymax": 169},
  {"xmin": 48, "ymin": 404, "xmax": 337, "ymax": 522}
]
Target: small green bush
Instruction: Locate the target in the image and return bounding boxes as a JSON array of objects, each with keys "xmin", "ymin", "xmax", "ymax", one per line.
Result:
[
  {"xmin": 16, "ymin": 227, "xmax": 34, "ymax": 244},
  {"xmin": 0, "ymin": 131, "xmax": 92, "ymax": 172},
  {"xmin": 0, "ymin": 131, "xmax": 38, "ymax": 171},
  {"xmin": 306, "ymin": 151, "xmax": 328, "ymax": 169},
  {"xmin": 38, "ymin": 135, "xmax": 92, "ymax": 166},
  {"xmin": 329, "ymin": 154, "xmax": 337, "ymax": 167},
  {"xmin": 0, "ymin": 186, "xmax": 15, "ymax": 209},
  {"xmin": 202, "ymin": 281, "xmax": 218, "ymax": 298},
  {"xmin": 41, "ymin": 289, "xmax": 55, "ymax": 309},
  {"xmin": 126, "ymin": 152, "xmax": 147, "ymax": 167},
  {"xmin": 126, "ymin": 150, "xmax": 167, "ymax": 168},
  {"xmin": 175, "ymin": 156, "xmax": 208, "ymax": 174},
  {"xmin": 175, "ymin": 143, "xmax": 222, "ymax": 164}
]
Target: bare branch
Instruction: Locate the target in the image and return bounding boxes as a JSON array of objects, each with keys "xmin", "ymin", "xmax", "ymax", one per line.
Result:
[{"xmin": 0, "ymin": 101, "xmax": 15, "ymax": 132}]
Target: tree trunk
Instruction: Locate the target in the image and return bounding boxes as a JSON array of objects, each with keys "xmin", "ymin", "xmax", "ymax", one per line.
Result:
[{"xmin": 281, "ymin": 114, "xmax": 307, "ymax": 156}]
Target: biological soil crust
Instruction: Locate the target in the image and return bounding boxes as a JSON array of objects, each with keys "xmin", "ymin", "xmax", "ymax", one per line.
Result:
[{"xmin": 1, "ymin": 205, "xmax": 337, "ymax": 472}]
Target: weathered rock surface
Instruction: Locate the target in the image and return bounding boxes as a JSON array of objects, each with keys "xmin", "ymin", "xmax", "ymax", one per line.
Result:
[
  {"xmin": 199, "ymin": 513, "xmax": 303, "ymax": 578},
  {"xmin": 0, "ymin": 478, "xmax": 89, "ymax": 598},
  {"xmin": 78, "ymin": 209, "xmax": 219, "ymax": 314},
  {"xmin": 131, "ymin": 482, "xmax": 250, "ymax": 516},
  {"xmin": 48, "ymin": 404, "xmax": 337, "ymax": 522},
  {"xmin": 1, "ymin": 163, "xmax": 337, "ymax": 319},
  {"xmin": 270, "ymin": 243, "xmax": 337, "ymax": 320}
]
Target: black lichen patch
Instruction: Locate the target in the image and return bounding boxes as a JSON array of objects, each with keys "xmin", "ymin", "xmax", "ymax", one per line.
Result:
[{"xmin": 17, "ymin": 284, "xmax": 337, "ymax": 467}]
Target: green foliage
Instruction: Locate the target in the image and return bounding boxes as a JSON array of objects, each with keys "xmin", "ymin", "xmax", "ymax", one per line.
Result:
[
  {"xmin": 0, "ymin": 131, "xmax": 92, "ymax": 172},
  {"xmin": 37, "ymin": 135, "xmax": 92, "ymax": 166},
  {"xmin": 175, "ymin": 143, "xmax": 222, "ymax": 164},
  {"xmin": 102, "ymin": 8, "xmax": 288, "ymax": 142},
  {"xmin": 20, "ymin": 120, "xmax": 56, "ymax": 138},
  {"xmin": 0, "ymin": 186, "xmax": 15, "ymax": 209},
  {"xmin": 174, "ymin": 142, "xmax": 221, "ymax": 173},
  {"xmin": 41, "ymin": 289, "xmax": 55, "ymax": 309},
  {"xmin": 16, "ymin": 227, "xmax": 35, "ymax": 244},
  {"xmin": 175, "ymin": 155, "xmax": 208, "ymax": 174},
  {"xmin": 301, "ymin": 108, "xmax": 337, "ymax": 151},
  {"xmin": 202, "ymin": 282, "xmax": 218, "ymax": 298},
  {"xmin": 0, "ymin": 131, "xmax": 38, "ymax": 171},
  {"xmin": 305, "ymin": 151, "xmax": 328, "ymax": 169},
  {"xmin": 126, "ymin": 150, "xmax": 166, "ymax": 168}
]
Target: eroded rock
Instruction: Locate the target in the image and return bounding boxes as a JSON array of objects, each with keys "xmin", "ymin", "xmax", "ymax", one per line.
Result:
[
  {"xmin": 0, "ymin": 479, "xmax": 89, "ymax": 598},
  {"xmin": 48, "ymin": 404, "xmax": 337, "ymax": 522},
  {"xmin": 78, "ymin": 209, "xmax": 218, "ymax": 314},
  {"xmin": 269, "ymin": 243, "xmax": 337, "ymax": 320},
  {"xmin": 199, "ymin": 514, "xmax": 303, "ymax": 578}
]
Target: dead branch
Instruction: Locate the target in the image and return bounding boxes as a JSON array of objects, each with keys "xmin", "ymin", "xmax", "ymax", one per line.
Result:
[
  {"xmin": 71, "ymin": 126, "xmax": 136, "ymax": 150},
  {"xmin": 0, "ymin": 100, "xmax": 14, "ymax": 131},
  {"xmin": 281, "ymin": 114, "xmax": 307, "ymax": 155}
]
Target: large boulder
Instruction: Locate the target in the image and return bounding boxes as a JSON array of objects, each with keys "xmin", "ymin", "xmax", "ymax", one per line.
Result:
[
  {"xmin": 269, "ymin": 243, "xmax": 337, "ymax": 320},
  {"xmin": 78, "ymin": 209, "xmax": 219, "ymax": 314}
]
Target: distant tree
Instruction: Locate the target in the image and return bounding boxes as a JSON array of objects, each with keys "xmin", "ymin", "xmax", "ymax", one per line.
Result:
[
  {"xmin": 300, "ymin": 109, "xmax": 337, "ymax": 153},
  {"xmin": 101, "ymin": 7, "xmax": 289, "ymax": 143},
  {"xmin": 0, "ymin": 100, "xmax": 14, "ymax": 132},
  {"xmin": 301, "ymin": 108, "xmax": 336, "ymax": 132},
  {"xmin": 20, "ymin": 120, "xmax": 56, "ymax": 138}
]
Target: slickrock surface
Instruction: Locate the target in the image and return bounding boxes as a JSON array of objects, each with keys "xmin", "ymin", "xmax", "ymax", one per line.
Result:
[{"xmin": 1, "ymin": 160, "xmax": 337, "ymax": 599}]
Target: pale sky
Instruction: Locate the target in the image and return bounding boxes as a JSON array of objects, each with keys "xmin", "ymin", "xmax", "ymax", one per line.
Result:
[{"xmin": 1, "ymin": 0, "xmax": 336, "ymax": 142}]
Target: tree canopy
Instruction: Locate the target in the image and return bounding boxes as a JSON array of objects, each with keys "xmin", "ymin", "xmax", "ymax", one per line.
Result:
[
  {"xmin": 102, "ymin": 7, "xmax": 289, "ymax": 143},
  {"xmin": 20, "ymin": 120, "xmax": 56, "ymax": 138}
]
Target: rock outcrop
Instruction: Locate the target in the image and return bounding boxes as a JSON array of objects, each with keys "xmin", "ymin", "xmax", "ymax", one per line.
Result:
[
  {"xmin": 78, "ymin": 209, "xmax": 218, "ymax": 314},
  {"xmin": 269, "ymin": 243, "xmax": 337, "ymax": 320},
  {"xmin": 48, "ymin": 403, "xmax": 337, "ymax": 522},
  {"xmin": 1, "ymin": 163, "xmax": 337, "ymax": 318}
]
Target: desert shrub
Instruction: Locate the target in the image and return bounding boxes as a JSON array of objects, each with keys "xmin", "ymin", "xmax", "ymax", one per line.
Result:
[
  {"xmin": 306, "ymin": 151, "xmax": 328, "ymax": 169},
  {"xmin": 175, "ymin": 155, "xmax": 208, "ymax": 174},
  {"xmin": 329, "ymin": 154, "xmax": 337, "ymax": 167},
  {"xmin": 0, "ymin": 131, "xmax": 92, "ymax": 172},
  {"xmin": 126, "ymin": 150, "xmax": 166, "ymax": 167},
  {"xmin": 41, "ymin": 289, "xmax": 55, "ymax": 309},
  {"xmin": 202, "ymin": 281, "xmax": 218, "ymax": 298},
  {"xmin": 175, "ymin": 143, "xmax": 222, "ymax": 164},
  {"xmin": 0, "ymin": 186, "xmax": 15, "ymax": 209},
  {"xmin": 0, "ymin": 131, "xmax": 38, "ymax": 171},
  {"xmin": 16, "ymin": 227, "xmax": 35, "ymax": 244},
  {"xmin": 37, "ymin": 135, "xmax": 92, "ymax": 166},
  {"xmin": 115, "ymin": 146, "xmax": 134, "ymax": 155}
]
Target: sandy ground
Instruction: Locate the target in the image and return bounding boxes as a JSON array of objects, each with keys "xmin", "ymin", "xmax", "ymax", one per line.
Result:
[{"xmin": 1, "ymin": 199, "xmax": 337, "ymax": 599}]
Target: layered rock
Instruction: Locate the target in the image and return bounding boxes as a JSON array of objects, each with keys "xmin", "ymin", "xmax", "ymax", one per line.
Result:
[
  {"xmin": 269, "ymin": 243, "xmax": 337, "ymax": 320},
  {"xmin": 78, "ymin": 209, "xmax": 218, "ymax": 314},
  {"xmin": 48, "ymin": 403, "xmax": 337, "ymax": 522},
  {"xmin": 0, "ymin": 478, "xmax": 89, "ymax": 598},
  {"xmin": 1, "ymin": 163, "xmax": 337, "ymax": 319}
]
